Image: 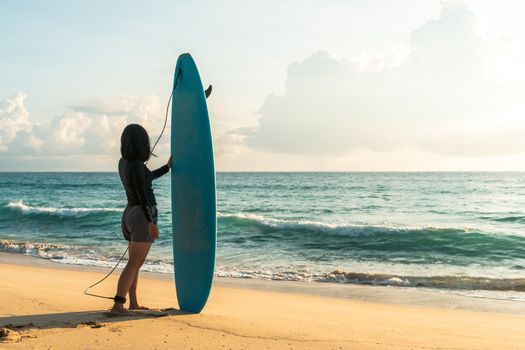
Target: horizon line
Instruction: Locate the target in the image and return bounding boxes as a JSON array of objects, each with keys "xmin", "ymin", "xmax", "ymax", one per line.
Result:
[{"xmin": 2, "ymin": 170, "xmax": 525, "ymax": 173}]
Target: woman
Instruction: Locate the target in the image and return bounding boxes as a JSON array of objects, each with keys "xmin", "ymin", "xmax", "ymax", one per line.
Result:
[{"xmin": 112, "ymin": 123, "xmax": 172, "ymax": 315}]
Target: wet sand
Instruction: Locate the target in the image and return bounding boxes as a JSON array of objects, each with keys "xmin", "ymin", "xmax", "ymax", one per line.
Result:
[{"xmin": 1, "ymin": 252, "xmax": 525, "ymax": 349}]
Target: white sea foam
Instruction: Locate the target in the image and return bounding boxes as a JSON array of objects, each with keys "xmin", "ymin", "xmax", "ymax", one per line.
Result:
[
  {"xmin": 0, "ymin": 239, "xmax": 173, "ymax": 273},
  {"xmin": 215, "ymin": 265, "xmax": 317, "ymax": 282},
  {"xmin": 6, "ymin": 201, "xmax": 122, "ymax": 217},
  {"xmin": 3, "ymin": 236, "xmax": 525, "ymax": 296},
  {"xmin": 0, "ymin": 239, "xmax": 68, "ymax": 258},
  {"xmin": 49, "ymin": 255, "xmax": 175, "ymax": 274},
  {"xmin": 217, "ymin": 211, "xmax": 470, "ymax": 236}
]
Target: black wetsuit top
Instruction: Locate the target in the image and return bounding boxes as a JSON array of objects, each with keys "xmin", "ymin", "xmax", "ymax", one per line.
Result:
[{"xmin": 118, "ymin": 158, "xmax": 169, "ymax": 222}]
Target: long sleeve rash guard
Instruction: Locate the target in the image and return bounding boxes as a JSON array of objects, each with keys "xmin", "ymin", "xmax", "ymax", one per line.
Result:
[{"xmin": 118, "ymin": 158, "xmax": 170, "ymax": 222}]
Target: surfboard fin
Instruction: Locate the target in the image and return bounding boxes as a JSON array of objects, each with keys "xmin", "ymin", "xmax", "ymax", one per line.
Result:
[{"xmin": 205, "ymin": 85, "xmax": 212, "ymax": 99}]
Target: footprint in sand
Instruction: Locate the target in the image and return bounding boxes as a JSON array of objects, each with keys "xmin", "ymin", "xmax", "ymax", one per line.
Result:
[{"xmin": 0, "ymin": 327, "xmax": 22, "ymax": 343}]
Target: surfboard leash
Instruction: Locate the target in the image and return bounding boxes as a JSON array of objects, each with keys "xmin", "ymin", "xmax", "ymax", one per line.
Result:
[
  {"xmin": 83, "ymin": 67, "xmax": 212, "ymax": 301},
  {"xmin": 83, "ymin": 76, "xmax": 179, "ymax": 301},
  {"xmin": 83, "ymin": 246, "xmax": 129, "ymax": 300},
  {"xmin": 147, "ymin": 70, "xmax": 179, "ymax": 163}
]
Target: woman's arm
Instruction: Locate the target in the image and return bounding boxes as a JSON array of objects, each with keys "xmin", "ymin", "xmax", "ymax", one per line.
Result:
[
  {"xmin": 151, "ymin": 156, "xmax": 172, "ymax": 179},
  {"xmin": 152, "ymin": 164, "xmax": 169, "ymax": 179}
]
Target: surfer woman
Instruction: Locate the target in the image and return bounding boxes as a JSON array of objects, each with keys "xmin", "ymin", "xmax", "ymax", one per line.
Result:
[{"xmin": 111, "ymin": 123, "xmax": 172, "ymax": 315}]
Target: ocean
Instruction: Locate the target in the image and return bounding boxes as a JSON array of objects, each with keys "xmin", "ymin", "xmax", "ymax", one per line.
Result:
[{"xmin": 1, "ymin": 172, "xmax": 525, "ymax": 300}]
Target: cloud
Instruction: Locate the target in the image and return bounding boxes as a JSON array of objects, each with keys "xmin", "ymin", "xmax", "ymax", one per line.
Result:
[
  {"xmin": 1, "ymin": 94, "xmax": 166, "ymax": 157},
  {"xmin": 0, "ymin": 92, "xmax": 31, "ymax": 151},
  {"xmin": 246, "ymin": 1, "xmax": 525, "ymax": 157},
  {"xmin": 2, "ymin": 0, "xmax": 525, "ymax": 172},
  {"xmin": 211, "ymin": 121, "xmax": 250, "ymax": 158},
  {"xmin": 0, "ymin": 93, "xmax": 243, "ymax": 167}
]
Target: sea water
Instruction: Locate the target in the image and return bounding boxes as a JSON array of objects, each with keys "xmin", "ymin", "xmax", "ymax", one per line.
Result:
[{"xmin": 1, "ymin": 172, "xmax": 525, "ymax": 300}]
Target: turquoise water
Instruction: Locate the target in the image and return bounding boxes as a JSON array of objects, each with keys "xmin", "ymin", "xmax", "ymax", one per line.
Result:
[{"xmin": 1, "ymin": 172, "xmax": 525, "ymax": 297}]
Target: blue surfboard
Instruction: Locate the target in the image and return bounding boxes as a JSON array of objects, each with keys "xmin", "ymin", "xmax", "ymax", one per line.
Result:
[{"xmin": 171, "ymin": 53, "xmax": 216, "ymax": 313}]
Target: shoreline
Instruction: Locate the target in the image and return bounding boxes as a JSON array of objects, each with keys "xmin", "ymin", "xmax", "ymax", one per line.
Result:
[
  {"xmin": 1, "ymin": 252, "xmax": 525, "ymax": 349},
  {"xmin": 1, "ymin": 251, "xmax": 524, "ymax": 317}
]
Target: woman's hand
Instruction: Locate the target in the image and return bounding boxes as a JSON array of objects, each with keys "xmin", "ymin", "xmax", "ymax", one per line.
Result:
[
  {"xmin": 167, "ymin": 155, "xmax": 173, "ymax": 169},
  {"xmin": 149, "ymin": 222, "xmax": 159, "ymax": 240}
]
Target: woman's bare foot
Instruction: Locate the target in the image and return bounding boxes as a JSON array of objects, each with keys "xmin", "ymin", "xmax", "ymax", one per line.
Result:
[
  {"xmin": 129, "ymin": 305, "xmax": 150, "ymax": 311},
  {"xmin": 108, "ymin": 303, "xmax": 134, "ymax": 316}
]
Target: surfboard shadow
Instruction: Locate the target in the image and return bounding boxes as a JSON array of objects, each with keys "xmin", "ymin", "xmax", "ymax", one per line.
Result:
[{"xmin": 0, "ymin": 308, "xmax": 189, "ymax": 331}]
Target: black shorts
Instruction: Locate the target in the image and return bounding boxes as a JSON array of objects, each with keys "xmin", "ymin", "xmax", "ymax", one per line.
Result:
[{"xmin": 121, "ymin": 205, "xmax": 158, "ymax": 243}]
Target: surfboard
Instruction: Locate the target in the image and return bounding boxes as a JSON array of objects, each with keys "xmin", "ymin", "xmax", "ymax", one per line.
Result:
[{"xmin": 171, "ymin": 53, "xmax": 216, "ymax": 313}]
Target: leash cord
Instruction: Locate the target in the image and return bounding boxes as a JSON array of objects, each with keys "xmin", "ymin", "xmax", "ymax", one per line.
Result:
[
  {"xmin": 83, "ymin": 247, "xmax": 129, "ymax": 299},
  {"xmin": 147, "ymin": 81, "xmax": 176, "ymax": 163},
  {"xmin": 83, "ymin": 73, "xmax": 179, "ymax": 300}
]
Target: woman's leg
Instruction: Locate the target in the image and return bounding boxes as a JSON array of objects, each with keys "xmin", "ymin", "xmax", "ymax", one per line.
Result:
[
  {"xmin": 111, "ymin": 241, "xmax": 151, "ymax": 314},
  {"xmin": 128, "ymin": 246, "xmax": 150, "ymax": 309},
  {"xmin": 128, "ymin": 270, "xmax": 140, "ymax": 308}
]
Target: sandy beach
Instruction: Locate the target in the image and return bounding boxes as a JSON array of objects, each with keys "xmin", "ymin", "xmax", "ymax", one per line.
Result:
[
  {"xmin": 0, "ymin": 253, "xmax": 524, "ymax": 349},
  {"xmin": 3, "ymin": 0, "xmax": 525, "ymax": 348}
]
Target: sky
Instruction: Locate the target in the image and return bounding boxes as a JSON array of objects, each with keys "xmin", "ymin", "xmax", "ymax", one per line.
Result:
[{"xmin": 1, "ymin": 0, "xmax": 524, "ymax": 171}]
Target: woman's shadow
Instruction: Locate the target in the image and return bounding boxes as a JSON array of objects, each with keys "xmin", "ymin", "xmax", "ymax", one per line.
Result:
[{"xmin": 0, "ymin": 308, "xmax": 190, "ymax": 331}]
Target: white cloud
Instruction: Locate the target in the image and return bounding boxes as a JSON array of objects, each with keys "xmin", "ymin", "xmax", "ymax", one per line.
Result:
[
  {"xmin": 211, "ymin": 121, "xmax": 250, "ymax": 158},
  {"xmin": 1, "ymin": 94, "xmax": 166, "ymax": 157},
  {"xmin": 2, "ymin": 1, "xmax": 525, "ymax": 171},
  {"xmin": 0, "ymin": 92, "xmax": 31, "ymax": 151},
  {"xmin": 0, "ymin": 93, "xmax": 244, "ymax": 169},
  {"xmin": 245, "ymin": 1, "xmax": 525, "ymax": 157}
]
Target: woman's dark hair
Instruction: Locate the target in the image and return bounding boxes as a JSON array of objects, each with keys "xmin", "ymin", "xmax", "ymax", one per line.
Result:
[{"xmin": 120, "ymin": 124, "xmax": 151, "ymax": 161}]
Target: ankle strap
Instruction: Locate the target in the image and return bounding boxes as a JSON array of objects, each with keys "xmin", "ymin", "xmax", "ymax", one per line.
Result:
[{"xmin": 113, "ymin": 295, "xmax": 126, "ymax": 304}]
